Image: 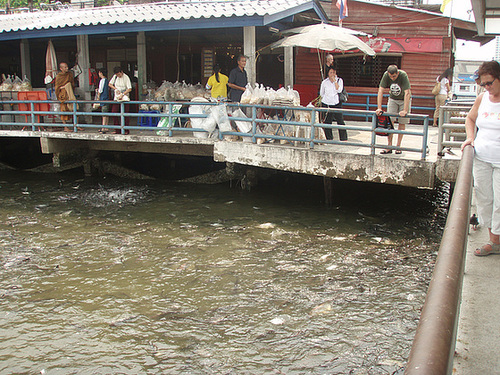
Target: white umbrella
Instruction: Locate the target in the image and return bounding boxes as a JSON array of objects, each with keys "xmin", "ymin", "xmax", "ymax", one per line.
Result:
[
  {"xmin": 269, "ymin": 23, "xmax": 375, "ymax": 56},
  {"xmin": 281, "ymin": 23, "xmax": 371, "ymax": 37}
]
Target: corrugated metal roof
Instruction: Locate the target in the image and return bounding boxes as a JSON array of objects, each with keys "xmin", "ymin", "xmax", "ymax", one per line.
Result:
[{"xmin": 0, "ymin": 0, "xmax": 320, "ymax": 33}]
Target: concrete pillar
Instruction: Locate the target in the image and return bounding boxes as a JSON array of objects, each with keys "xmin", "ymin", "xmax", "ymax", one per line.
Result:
[
  {"xmin": 20, "ymin": 39, "xmax": 31, "ymax": 80},
  {"xmin": 284, "ymin": 46, "xmax": 294, "ymax": 88},
  {"xmin": 137, "ymin": 31, "xmax": 147, "ymax": 100},
  {"xmin": 243, "ymin": 26, "xmax": 256, "ymax": 85},
  {"xmin": 323, "ymin": 176, "xmax": 333, "ymax": 207},
  {"xmin": 76, "ymin": 34, "xmax": 91, "ymax": 101}
]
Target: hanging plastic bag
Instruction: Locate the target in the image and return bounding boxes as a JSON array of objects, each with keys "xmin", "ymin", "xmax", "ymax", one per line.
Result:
[
  {"xmin": 240, "ymin": 83, "xmax": 253, "ymax": 104},
  {"xmin": 0, "ymin": 75, "xmax": 13, "ymax": 91},
  {"xmin": 71, "ymin": 64, "xmax": 82, "ymax": 78},
  {"xmin": 212, "ymin": 103, "xmax": 232, "ymax": 133},
  {"xmin": 20, "ymin": 76, "xmax": 32, "ymax": 91}
]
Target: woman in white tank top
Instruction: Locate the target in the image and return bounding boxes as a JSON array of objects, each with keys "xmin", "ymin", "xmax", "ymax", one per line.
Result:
[{"xmin": 462, "ymin": 61, "xmax": 500, "ymax": 256}]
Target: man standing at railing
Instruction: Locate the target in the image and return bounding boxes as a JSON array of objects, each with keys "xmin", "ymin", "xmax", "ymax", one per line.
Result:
[
  {"xmin": 227, "ymin": 55, "xmax": 248, "ymax": 103},
  {"xmin": 376, "ymin": 65, "xmax": 412, "ymax": 154},
  {"xmin": 109, "ymin": 66, "xmax": 132, "ymax": 135},
  {"xmin": 54, "ymin": 62, "xmax": 75, "ymax": 132}
]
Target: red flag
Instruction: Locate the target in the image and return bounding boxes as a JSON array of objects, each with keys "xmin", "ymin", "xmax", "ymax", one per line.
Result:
[{"xmin": 336, "ymin": 0, "xmax": 348, "ymax": 21}]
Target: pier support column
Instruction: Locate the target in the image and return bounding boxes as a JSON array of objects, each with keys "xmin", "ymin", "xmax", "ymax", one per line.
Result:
[
  {"xmin": 243, "ymin": 26, "xmax": 256, "ymax": 86},
  {"xmin": 284, "ymin": 46, "xmax": 293, "ymax": 88},
  {"xmin": 323, "ymin": 176, "xmax": 333, "ymax": 207},
  {"xmin": 137, "ymin": 31, "xmax": 147, "ymax": 100},
  {"xmin": 20, "ymin": 39, "xmax": 31, "ymax": 80}
]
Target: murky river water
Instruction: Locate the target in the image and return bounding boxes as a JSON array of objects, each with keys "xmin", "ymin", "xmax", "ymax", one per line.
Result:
[{"xmin": 0, "ymin": 170, "xmax": 448, "ymax": 374}]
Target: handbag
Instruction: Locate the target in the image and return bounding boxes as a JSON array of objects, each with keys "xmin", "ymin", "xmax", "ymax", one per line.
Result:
[
  {"xmin": 431, "ymin": 82, "xmax": 441, "ymax": 96},
  {"xmin": 375, "ymin": 112, "xmax": 394, "ymax": 136},
  {"xmin": 339, "ymin": 87, "xmax": 348, "ymax": 103}
]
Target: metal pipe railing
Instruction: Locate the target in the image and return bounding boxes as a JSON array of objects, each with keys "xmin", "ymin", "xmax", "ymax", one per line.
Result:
[
  {"xmin": 0, "ymin": 98, "xmax": 430, "ymax": 159},
  {"xmin": 405, "ymin": 145, "xmax": 474, "ymax": 374}
]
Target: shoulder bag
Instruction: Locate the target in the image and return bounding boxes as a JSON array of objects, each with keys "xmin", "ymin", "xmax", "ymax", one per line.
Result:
[{"xmin": 431, "ymin": 81, "xmax": 441, "ymax": 96}]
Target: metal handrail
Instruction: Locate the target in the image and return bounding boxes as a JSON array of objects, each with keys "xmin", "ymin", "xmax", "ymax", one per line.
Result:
[
  {"xmin": 405, "ymin": 145, "xmax": 474, "ymax": 374},
  {"xmin": 437, "ymin": 101, "xmax": 473, "ymax": 155},
  {"xmin": 0, "ymin": 98, "xmax": 430, "ymax": 159}
]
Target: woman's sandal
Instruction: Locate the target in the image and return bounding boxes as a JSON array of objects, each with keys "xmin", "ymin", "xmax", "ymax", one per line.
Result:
[
  {"xmin": 474, "ymin": 242, "xmax": 500, "ymax": 256},
  {"xmin": 380, "ymin": 149, "xmax": 392, "ymax": 154},
  {"xmin": 395, "ymin": 150, "xmax": 402, "ymax": 154}
]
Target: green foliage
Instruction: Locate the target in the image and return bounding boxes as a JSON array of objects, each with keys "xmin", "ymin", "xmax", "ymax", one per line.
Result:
[
  {"xmin": 0, "ymin": 0, "xmax": 42, "ymax": 9},
  {"xmin": 0, "ymin": 0, "xmax": 114, "ymax": 10}
]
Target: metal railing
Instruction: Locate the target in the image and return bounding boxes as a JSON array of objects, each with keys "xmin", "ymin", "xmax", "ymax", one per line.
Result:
[
  {"xmin": 437, "ymin": 100, "xmax": 474, "ymax": 155},
  {"xmin": 405, "ymin": 145, "xmax": 474, "ymax": 374},
  {"xmin": 345, "ymin": 93, "xmax": 435, "ymax": 122},
  {"xmin": 0, "ymin": 98, "xmax": 431, "ymax": 159}
]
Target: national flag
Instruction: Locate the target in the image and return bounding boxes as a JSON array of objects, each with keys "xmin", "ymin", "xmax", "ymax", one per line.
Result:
[
  {"xmin": 440, "ymin": 0, "xmax": 452, "ymax": 13},
  {"xmin": 336, "ymin": 0, "xmax": 348, "ymax": 21}
]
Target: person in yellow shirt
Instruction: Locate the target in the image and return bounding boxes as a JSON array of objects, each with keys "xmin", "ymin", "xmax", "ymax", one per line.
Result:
[{"xmin": 206, "ymin": 65, "xmax": 228, "ymax": 100}]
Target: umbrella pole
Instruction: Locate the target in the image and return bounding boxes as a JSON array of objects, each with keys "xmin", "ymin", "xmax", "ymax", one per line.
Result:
[{"xmin": 317, "ymin": 49, "xmax": 323, "ymax": 81}]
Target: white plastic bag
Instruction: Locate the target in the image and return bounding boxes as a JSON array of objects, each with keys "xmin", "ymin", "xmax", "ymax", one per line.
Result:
[
  {"xmin": 212, "ymin": 103, "xmax": 232, "ymax": 133},
  {"xmin": 231, "ymin": 108, "xmax": 252, "ymax": 133},
  {"xmin": 189, "ymin": 97, "xmax": 215, "ymax": 138},
  {"xmin": 240, "ymin": 83, "xmax": 253, "ymax": 104}
]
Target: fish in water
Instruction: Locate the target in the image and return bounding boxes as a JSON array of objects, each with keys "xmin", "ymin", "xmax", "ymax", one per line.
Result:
[{"xmin": 3, "ymin": 255, "xmax": 30, "ymax": 269}]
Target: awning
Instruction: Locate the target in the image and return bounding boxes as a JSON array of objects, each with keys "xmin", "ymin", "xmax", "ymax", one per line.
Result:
[{"xmin": 0, "ymin": 0, "xmax": 327, "ymax": 41}]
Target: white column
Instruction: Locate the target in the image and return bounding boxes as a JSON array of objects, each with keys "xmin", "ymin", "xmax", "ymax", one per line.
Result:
[
  {"xmin": 20, "ymin": 39, "xmax": 31, "ymax": 80},
  {"xmin": 284, "ymin": 46, "xmax": 294, "ymax": 88},
  {"xmin": 243, "ymin": 26, "xmax": 256, "ymax": 85},
  {"xmin": 76, "ymin": 34, "xmax": 91, "ymax": 101},
  {"xmin": 137, "ymin": 31, "xmax": 147, "ymax": 100}
]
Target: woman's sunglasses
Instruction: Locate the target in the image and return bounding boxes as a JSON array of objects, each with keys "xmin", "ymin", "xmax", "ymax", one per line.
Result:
[{"xmin": 479, "ymin": 78, "xmax": 497, "ymax": 87}]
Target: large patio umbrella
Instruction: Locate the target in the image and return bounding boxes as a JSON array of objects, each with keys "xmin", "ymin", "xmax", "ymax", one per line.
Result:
[
  {"xmin": 268, "ymin": 23, "xmax": 375, "ymax": 84},
  {"xmin": 269, "ymin": 23, "xmax": 375, "ymax": 56},
  {"xmin": 44, "ymin": 40, "xmax": 58, "ymax": 85},
  {"xmin": 280, "ymin": 23, "xmax": 371, "ymax": 38}
]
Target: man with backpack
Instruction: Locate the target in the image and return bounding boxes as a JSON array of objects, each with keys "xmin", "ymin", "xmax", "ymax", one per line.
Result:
[{"xmin": 375, "ymin": 65, "xmax": 412, "ymax": 154}]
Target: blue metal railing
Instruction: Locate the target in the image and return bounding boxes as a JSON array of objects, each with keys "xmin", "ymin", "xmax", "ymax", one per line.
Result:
[
  {"xmin": 0, "ymin": 98, "xmax": 431, "ymax": 160},
  {"xmin": 344, "ymin": 93, "xmax": 435, "ymax": 122}
]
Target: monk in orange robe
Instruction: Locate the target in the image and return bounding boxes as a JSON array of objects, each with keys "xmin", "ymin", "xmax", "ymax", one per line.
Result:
[{"xmin": 54, "ymin": 62, "xmax": 75, "ymax": 131}]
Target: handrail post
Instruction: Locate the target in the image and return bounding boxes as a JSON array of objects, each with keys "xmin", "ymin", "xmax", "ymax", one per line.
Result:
[
  {"xmin": 120, "ymin": 101, "xmax": 125, "ymax": 134},
  {"xmin": 252, "ymin": 105, "xmax": 257, "ymax": 144},
  {"xmin": 421, "ymin": 116, "xmax": 429, "ymax": 160},
  {"xmin": 168, "ymin": 102, "xmax": 173, "ymax": 137},
  {"xmin": 72, "ymin": 100, "xmax": 77, "ymax": 132},
  {"xmin": 30, "ymin": 102, "xmax": 35, "ymax": 131},
  {"xmin": 309, "ymin": 107, "xmax": 316, "ymax": 149},
  {"xmin": 370, "ymin": 113, "xmax": 377, "ymax": 156},
  {"xmin": 405, "ymin": 145, "xmax": 474, "ymax": 374}
]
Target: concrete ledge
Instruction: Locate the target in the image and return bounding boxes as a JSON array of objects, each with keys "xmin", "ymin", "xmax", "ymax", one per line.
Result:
[
  {"xmin": 435, "ymin": 158, "xmax": 461, "ymax": 182},
  {"xmin": 214, "ymin": 142, "xmax": 436, "ymax": 188}
]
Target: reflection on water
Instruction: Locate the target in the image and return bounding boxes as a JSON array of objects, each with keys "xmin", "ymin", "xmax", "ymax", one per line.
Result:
[{"xmin": 0, "ymin": 171, "xmax": 447, "ymax": 374}]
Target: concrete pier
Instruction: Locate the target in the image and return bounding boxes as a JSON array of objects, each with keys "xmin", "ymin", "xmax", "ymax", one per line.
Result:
[{"xmin": 0, "ymin": 122, "xmax": 460, "ymax": 188}]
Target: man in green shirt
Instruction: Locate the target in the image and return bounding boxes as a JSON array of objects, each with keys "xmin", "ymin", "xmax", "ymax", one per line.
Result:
[{"xmin": 376, "ymin": 65, "xmax": 412, "ymax": 154}]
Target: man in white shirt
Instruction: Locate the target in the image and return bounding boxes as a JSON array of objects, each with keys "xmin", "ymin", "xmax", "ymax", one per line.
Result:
[
  {"xmin": 320, "ymin": 66, "xmax": 348, "ymax": 141},
  {"xmin": 109, "ymin": 66, "xmax": 132, "ymax": 134}
]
